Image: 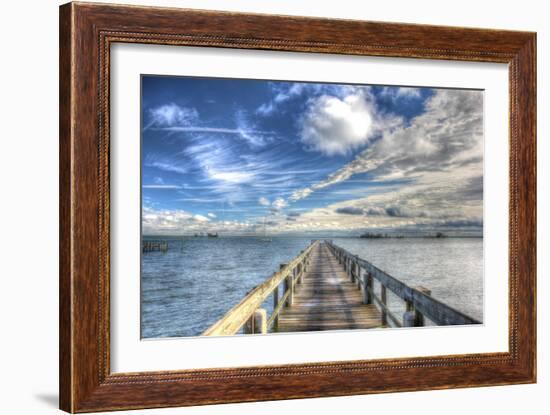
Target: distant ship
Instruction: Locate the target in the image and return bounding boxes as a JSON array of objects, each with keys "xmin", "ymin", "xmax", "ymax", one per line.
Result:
[{"xmin": 207, "ymin": 232, "xmax": 218, "ymax": 238}]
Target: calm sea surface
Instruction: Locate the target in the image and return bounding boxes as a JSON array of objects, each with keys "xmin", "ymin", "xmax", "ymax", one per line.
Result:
[{"xmin": 141, "ymin": 237, "xmax": 483, "ymax": 338}]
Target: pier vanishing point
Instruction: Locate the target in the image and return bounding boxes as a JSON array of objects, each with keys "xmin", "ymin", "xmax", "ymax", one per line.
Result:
[{"xmin": 203, "ymin": 240, "xmax": 480, "ymax": 336}]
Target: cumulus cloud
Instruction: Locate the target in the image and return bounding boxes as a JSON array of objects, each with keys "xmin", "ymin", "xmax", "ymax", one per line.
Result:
[
  {"xmin": 275, "ymin": 88, "xmax": 484, "ymax": 234},
  {"xmin": 290, "ymin": 89, "xmax": 483, "ymax": 202},
  {"xmin": 207, "ymin": 212, "xmax": 216, "ymax": 218},
  {"xmin": 257, "ymin": 82, "xmax": 369, "ymax": 117},
  {"xmin": 142, "ymin": 207, "xmax": 253, "ymax": 235},
  {"xmin": 287, "ymin": 167, "xmax": 483, "ymax": 233},
  {"xmin": 298, "ymin": 86, "xmax": 404, "ymax": 157},
  {"xmin": 300, "ymin": 94, "xmax": 374, "ymax": 156},
  {"xmin": 193, "ymin": 214, "xmax": 210, "ymax": 222},
  {"xmin": 258, "ymin": 196, "xmax": 288, "ymax": 213}
]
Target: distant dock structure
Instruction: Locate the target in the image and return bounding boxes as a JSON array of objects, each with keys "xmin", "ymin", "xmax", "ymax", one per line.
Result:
[
  {"xmin": 142, "ymin": 240, "xmax": 169, "ymax": 253},
  {"xmin": 203, "ymin": 240, "xmax": 480, "ymax": 336}
]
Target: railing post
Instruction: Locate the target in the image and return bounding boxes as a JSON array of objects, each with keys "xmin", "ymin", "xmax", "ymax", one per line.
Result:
[
  {"xmin": 272, "ymin": 286, "xmax": 279, "ymax": 331},
  {"xmin": 363, "ymin": 272, "xmax": 372, "ymax": 304},
  {"xmin": 403, "ymin": 310, "xmax": 415, "ymax": 327},
  {"xmin": 381, "ymin": 285, "xmax": 387, "ymax": 326},
  {"xmin": 244, "ymin": 308, "xmax": 267, "ymax": 334},
  {"xmin": 281, "ymin": 263, "xmax": 293, "ymax": 307},
  {"xmin": 289, "ymin": 274, "xmax": 295, "ymax": 306},
  {"xmin": 355, "ymin": 261, "xmax": 362, "ymax": 290},
  {"xmin": 403, "ymin": 286, "xmax": 431, "ymax": 327}
]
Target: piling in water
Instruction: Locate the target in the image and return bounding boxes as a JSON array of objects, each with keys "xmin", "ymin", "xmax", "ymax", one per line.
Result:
[{"xmin": 142, "ymin": 240, "xmax": 168, "ymax": 253}]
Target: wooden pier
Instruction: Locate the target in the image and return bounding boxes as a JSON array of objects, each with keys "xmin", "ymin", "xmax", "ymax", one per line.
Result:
[{"xmin": 203, "ymin": 240, "xmax": 480, "ymax": 336}]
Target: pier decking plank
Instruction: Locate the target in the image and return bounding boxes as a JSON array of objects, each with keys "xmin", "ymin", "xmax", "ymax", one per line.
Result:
[{"xmin": 277, "ymin": 242, "xmax": 382, "ymax": 332}]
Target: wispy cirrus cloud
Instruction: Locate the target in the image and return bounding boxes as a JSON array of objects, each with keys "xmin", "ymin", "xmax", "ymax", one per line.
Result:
[
  {"xmin": 142, "ymin": 184, "xmax": 182, "ymax": 189},
  {"xmin": 145, "ymin": 103, "xmax": 275, "ymax": 148},
  {"xmin": 145, "ymin": 160, "xmax": 188, "ymax": 175}
]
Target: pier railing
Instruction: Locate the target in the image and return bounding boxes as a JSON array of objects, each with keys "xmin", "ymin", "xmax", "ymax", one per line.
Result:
[
  {"xmin": 202, "ymin": 241, "xmax": 319, "ymax": 336},
  {"xmin": 326, "ymin": 241, "xmax": 481, "ymax": 327}
]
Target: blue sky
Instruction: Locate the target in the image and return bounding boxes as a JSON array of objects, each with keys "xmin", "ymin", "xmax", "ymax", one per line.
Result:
[{"xmin": 141, "ymin": 76, "xmax": 483, "ymax": 236}]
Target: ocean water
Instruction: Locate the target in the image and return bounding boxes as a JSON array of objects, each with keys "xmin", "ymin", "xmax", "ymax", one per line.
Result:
[{"xmin": 141, "ymin": 236, "xmax": 483, "ymax": 338}]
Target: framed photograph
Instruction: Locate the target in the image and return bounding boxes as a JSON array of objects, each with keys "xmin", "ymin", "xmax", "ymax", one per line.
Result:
[{"xmin": 59, "ymin": 2, "xmax": 536, "ymax": 412}]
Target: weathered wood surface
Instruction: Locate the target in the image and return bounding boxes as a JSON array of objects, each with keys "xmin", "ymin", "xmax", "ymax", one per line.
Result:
[
  {"xmin": 202, "ymin": 241, "xmax": 317, "ymax": 336},
  {"xmin": 277, "ymin": 243, "xmax": 382, "ymax": 332},
  {"xmin": 327, "ymin": 242, "xmax": 481, "ymax": 326}
]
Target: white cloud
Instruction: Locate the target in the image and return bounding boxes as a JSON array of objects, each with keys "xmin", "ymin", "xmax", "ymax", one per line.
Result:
[
  {"xmin": 258, "ymin": 197, "xmax": 270, "ymax": 206},
  {"xmin": 289, "ymin": 188, "xmax": 313, "ymax": 202},
  {"xmin": 299, "ymin": 87, "xmax": 402, "ymax": 156},
  {"xmin": 193, "ymin": 214, "xmax": 210, "ymax": 222},
  {"xmin": 290, "ymin": 89, "xmax": 483, "ymax": 202},
  {"xmin": 147, "ymin": 103, "xmax": 198, "ymax": 129},
  {"xmin": 300, "ymin": 94, "xmax": 374, "ymax": 156},
  {"xmin": 256, "ymin": 83, "xmax": 307, "ymax": 116},
  {"xmin": 272, "ymin": 198, "xmax": 288, "ymax": 210},
  {"xmin": 207, "ymin": 212, "xmax": 216, "ymax": 218},
  {"xmin": 256, "ymin": 102, "xmax": 276, "ymax": 116},
  {"xmin": 208, "ymin": 170, "xmax": 254, "ymax": 184},
  {"xmin": 146, "ymin": 104, "xmax": 274, "ymax": 147},
  {"xmin": 380, "ymin": 86, "xmax": 422, "ymax": 100},
  {"xmin": 142, "ymin": 207, "xmax": 254, "ymax": 235},
  {"xmin": 145, "ymin": 161, "xmax": 187, "ymax": 175},
  {"xmin": 234, "ymin": 109, "xmax": 274, "ymax": 147}
]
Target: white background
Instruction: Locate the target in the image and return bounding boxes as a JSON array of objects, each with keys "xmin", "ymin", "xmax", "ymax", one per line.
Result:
[{"xmin": 0, "ymin": 0, "xmax": 547, "ymax": 414}]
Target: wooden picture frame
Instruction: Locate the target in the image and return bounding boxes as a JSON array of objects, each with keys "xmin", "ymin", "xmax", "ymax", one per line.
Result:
[{"xmin": 59, "ymin": 2, "xmax": 536, "ymax": 412}]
